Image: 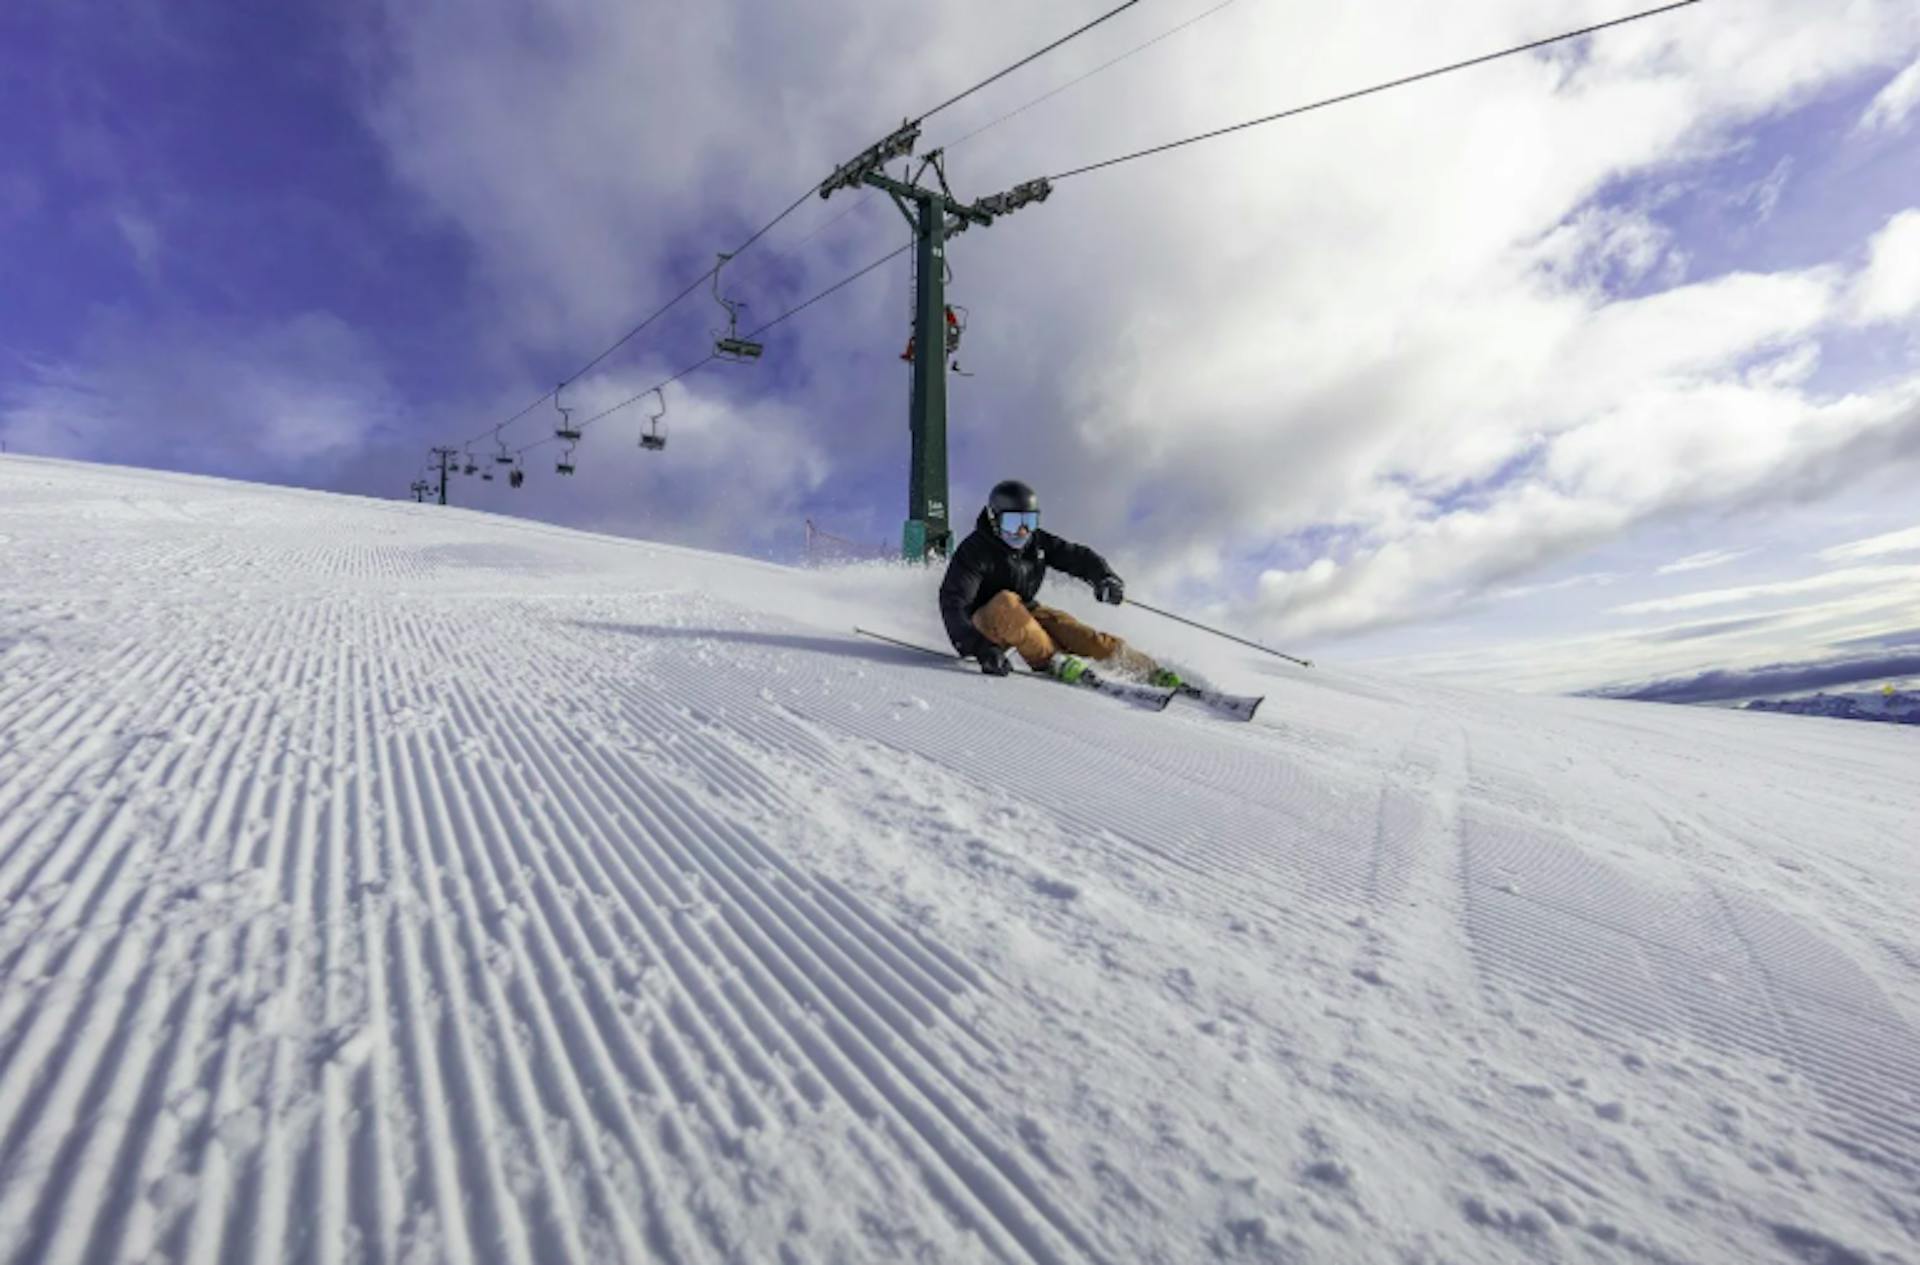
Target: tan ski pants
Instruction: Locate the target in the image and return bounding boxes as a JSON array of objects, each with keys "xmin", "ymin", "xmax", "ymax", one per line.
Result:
[{"xmin": 971, "ymin": 590, "xmax": 1158, "ymax": 674}]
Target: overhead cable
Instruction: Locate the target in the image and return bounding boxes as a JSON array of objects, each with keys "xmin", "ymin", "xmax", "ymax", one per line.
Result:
[
  {"xmin": 943, "ymin": 0, "xmax": 1242, "ymax": 150},
  {"xmin": 740, "ymin": 241, "xmax": 911, "ymax": 340},
  {"xmin": 1049, "ymin": 0, "xmax": 1702, "ymax": 181},
  {"xmin": 916, "ymin": 0, "xmax": 1149, "ymax": 123},
  {"xmin": 456, "ymin": 0, "xmax": 1160, "ymax": 456},
  {"xmin": 455, "ymin": 185, "xmax": 821, "ymax": 450},
  {"xmin": 515, "ymin": 241, "xmax": 913, "ymax": 454},
  {"xmin": 753, "ymin": 0, "xmax": 1237, "ymax": 272}
]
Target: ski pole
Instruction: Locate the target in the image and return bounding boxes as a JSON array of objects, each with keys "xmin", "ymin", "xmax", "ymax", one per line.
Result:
[
  {"xmin": 1123, "ymin": 599, "xmax": 1313, "ymax": 668},
  {"xmin": 852, "ymin": 626, "xmax": 957, "ymax": 659},
  {"xmin": 852, "ymin": 627, "xmax": 1070, "ymax": 689}
]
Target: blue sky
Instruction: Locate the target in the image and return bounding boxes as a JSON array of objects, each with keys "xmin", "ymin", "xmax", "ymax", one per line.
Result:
[{"xmin": 4, "ymin": 0, "xmax": 1919, "ymax": 694}]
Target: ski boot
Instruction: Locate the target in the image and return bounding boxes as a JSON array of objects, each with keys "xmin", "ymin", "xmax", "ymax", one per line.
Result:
[
  {"xmin": 1048, "ymin": 654, "xmax": 1091, "ymax": 686},
  {"xmin": 1147, "ymin": 667, "xmax": 1185, "ymax": 690}
]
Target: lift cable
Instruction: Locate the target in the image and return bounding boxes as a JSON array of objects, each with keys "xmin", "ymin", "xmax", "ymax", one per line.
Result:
[
  {"xmin": 429, "ymin": 0, "xmax": 1695, "ymax": 485},
  {"xmin": 1048, "ymin": 0, "xmax": 1702, "ymax": 182},
  {"xmin": 513, "ymin": 240, "xmax": 913, "ymax": 456},
  {"xmin": 451, "ymin": 2, "xmax": 1153, "ymax": 457},
  {"xmin": 451, "ymin": 185, "xmax": 821, "ymax": 451},
  {"xmin": 754, "ymin": 0, "xmax": 1234, "ymax": 274},
  {"xmin": 741, "ymin": 240, "xmax": 912, "ymax": 341},
  {"xmin": 916, "ymin": 0, "xmax": 1150, "ymax": 124},
  {"xmin": 442, "ymin": 0, "xmax": 1168, "ymax": 469},
  {"xmin": 945, "ymin": 0, "xmax": 1242, "ymax": 150}
]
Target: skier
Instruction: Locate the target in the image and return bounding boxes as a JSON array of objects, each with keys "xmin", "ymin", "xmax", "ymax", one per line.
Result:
[{"xmin": 938, "ymin": 479, "xmax": 1183, "ymax": 688}]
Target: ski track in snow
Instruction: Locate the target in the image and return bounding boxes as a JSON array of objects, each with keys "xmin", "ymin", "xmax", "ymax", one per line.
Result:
[{"xmin": 2, "ymin": 457, "xmax": 1918, "ymax": 1264}]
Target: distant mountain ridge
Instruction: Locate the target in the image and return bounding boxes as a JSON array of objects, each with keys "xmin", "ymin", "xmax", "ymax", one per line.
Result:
[{"xmin": 1745, "ymin": 689, "xmax": 1920, "ymax": 725}]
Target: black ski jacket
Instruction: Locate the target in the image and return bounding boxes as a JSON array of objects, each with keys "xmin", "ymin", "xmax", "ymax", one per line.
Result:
[{"xmin": 938, "ymin": 508, "xmax": 1115, "ymax": 657}]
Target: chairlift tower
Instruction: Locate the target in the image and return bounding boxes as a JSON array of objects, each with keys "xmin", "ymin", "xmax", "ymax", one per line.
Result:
[
  {"xmin": 430, "ymin": 446, "xmax": 459, "ymax": 506},
  {"xmin": 819, "ymin": 121, "xmax": 1051, "ymax": 560}
]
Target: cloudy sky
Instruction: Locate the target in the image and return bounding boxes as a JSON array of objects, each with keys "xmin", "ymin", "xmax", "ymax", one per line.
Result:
[{"xmin": 4, "ymin": 0, "xmax": 1919, "ymax": 695}]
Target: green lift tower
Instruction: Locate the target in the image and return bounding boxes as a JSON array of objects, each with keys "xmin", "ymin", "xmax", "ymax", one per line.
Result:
[{"xmin": 818, "ymin": 122, "xmax": 1051, "ymax": 560}]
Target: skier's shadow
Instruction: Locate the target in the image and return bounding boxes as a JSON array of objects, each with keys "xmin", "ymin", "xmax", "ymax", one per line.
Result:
[{"xmin": 579, "ymin": 622, "xmax": 944, "ymax": 670}]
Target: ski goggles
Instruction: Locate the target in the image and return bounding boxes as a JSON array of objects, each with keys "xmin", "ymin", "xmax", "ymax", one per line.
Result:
[{"xmin": 997, "ymin": 510, "xmax": 1039, "ymax": 537}]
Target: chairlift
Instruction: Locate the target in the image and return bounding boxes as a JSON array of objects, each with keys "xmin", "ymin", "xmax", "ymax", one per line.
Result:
[
  {"xmin": 493, "ymin": 426, "xmax": 514, "ymax": 465},
  {"xmin": 509, "ymin": 458, "xmax": 525, "ymax": 489},
  {"xmin": 556, "ymin": 440, "xmax": 577, "ymax": 476},
  {"xmin": 711, "ymin": 253, "xmax": 764, "ymax": 362},
  {"xmin": 554, "ymin": 381, "xmax": 582, "ymax": 442},
  {"xmin": 639, "ymin": 387, "xmax": 667, "ymax": 452},
  {"xmin": 462, "ymin": 446, "xmax": 479, "ymax": 475}
]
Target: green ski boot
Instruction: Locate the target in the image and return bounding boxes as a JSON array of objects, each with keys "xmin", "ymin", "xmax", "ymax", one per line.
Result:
[
  {"xmin": 1048, "ymin": 654, "xmax": 1091, "ymax": 686},
  {"xmin": 1148, "ymin": 667, "xmax": 1185, "ymax": 690}
]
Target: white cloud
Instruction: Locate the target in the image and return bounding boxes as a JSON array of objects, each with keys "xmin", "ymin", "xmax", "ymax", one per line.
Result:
[
  {"xmin": 1851, "ymin": 209, "xmax": 1920, "ymax": 324},
  {"xmin": 345, "ymin": 0, "xmax": 1920, "ymax": 651},
  {"xmin": 1858, "ymin": 54, "xmax": 1920, "ymax": 133},
  {"xmin": 1819, "ymin": 523, "xmax": 1920, "ymax": 562},
  {"xmin": 1369, "ymin": 579, "xmax": 1920, "ymax": 694},
  {"xmin": 1, "ymin": 312, "xmax": 398, "ymax": 477},
  {"xmin": 1487, "ymin": 570, "xmax": 1620, "ymax": 602},
  {"xmin": 1237, "ymin": 244, "xmax": 1920, "ymax": 640},
  {"xmin": 354, "ymin": 0, "xmax": 964, "ymax": 351},
  {"xmin": 469, "ymin": 366, "xmax": 836, "ymax": 552},
  {"xmin": 112, "ymin": 207, "xmax": 161, "ymax": 282},
  {"xmin": 1611, "ymin": 564, "xmax": 1920, "ymax": 615},
  {"xmin": 1533, "ymin": 204, "xmax": 1686, "ymax": 292},
  {"xmin": 1247, "ymin": 484, "xmax": 1634, "ymax": 639},
  {"xmin": 1658, "ymin": 548, "xmax": 1751, "ymax": 575},
  {"xmin": 1731, "ymin": 156, "xmax": 1793, "ymax": 224}
]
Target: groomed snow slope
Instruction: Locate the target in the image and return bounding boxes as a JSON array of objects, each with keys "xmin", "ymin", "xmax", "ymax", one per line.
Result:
[{"xmin": 1, "ymin": 455, "xmax": 1917, "ymax": 1265}]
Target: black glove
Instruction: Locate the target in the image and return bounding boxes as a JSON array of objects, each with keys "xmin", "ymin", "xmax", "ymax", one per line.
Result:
[
  {"xmin": 1094, "ymin": 574, "xmax": 1125, "ymax": 606},
  {"xmin": 977, "ymin": 646, "xmax": 1012, "ymax": 676}
]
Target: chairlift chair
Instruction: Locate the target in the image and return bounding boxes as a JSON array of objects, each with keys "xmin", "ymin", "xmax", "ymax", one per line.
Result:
[
  {"xmin": 493, "ymin": 427, "xmax": 514, "ymax": 465},
  {"xmin": 509, "ymin": 461, "xmax": 525, "ymax": 488},
  {"xmin": 556, "ymin": 440, "xmax": 577, "ymax": 476},
  {"xmin": 711, "ymin": 253, "xmax": 764, "ymax": 362},
  {"xmin": 639, "ymin": 387, "xmax": 667, "ymax": 452},
  {"xmin": 554, "ymin": 381, "xmax": 582, "ymax": 442}
]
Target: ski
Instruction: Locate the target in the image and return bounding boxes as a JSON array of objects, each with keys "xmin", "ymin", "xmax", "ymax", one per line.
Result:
[
  {"xmin": 1172, "ymin": 684, "xmax": 1263, "ymax": 721},
  {"xmin": 1064, "ymin": 670, "xmax": 1175, "ymax": 711},
  {"xmin": 852, "ymin": 627, "xmax": 1173, "ymax": 710}
]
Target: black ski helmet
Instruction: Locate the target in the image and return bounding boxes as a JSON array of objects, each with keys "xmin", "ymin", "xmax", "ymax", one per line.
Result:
[{"xmin": 987, "ymin": 479, "xmax": 1038, "ymax": 516}]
